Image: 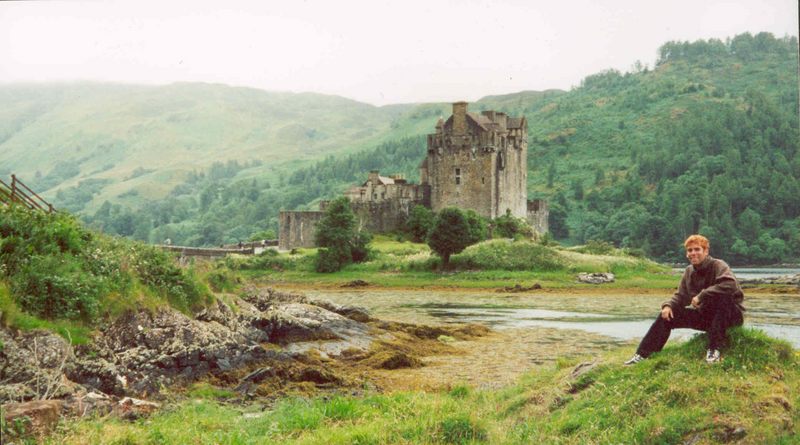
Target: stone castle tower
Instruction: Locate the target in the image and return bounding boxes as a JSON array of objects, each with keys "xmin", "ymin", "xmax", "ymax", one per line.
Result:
[
  {"xmin": 419, "ymin": 102, "xmax": 528, "ymax": 219},
  {"xmin": 278, "ymin": 101, "xmax": 547, "ymax": 250}
]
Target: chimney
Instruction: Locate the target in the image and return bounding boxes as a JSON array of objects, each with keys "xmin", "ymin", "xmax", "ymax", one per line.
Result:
[
  {"xmin": 368, "ymin": 170, "xmax": 380, "ymax": 184},
  {"xmin": 452, "ymin": 101, "xmax": 468, "ymax": 136}
]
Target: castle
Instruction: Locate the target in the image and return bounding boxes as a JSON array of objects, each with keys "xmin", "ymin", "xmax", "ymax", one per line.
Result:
[{"xmin": 279, "ymin": 102, "xmax": 548, "ymax": 250}]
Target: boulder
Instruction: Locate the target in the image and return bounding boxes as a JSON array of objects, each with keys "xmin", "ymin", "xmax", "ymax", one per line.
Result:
[
  {"xmin": 268, "ymin": 303, "xmax": 364, "ymax": 343},
  {"xmin": 2, "ymin": 399, "xmax": 63, "ymax": 441},
  {"xmin": 577, "ymin": 273, "xmax": 615, "ymax": 284},
  {"xmin": 309, "ymin": 298, "xmax": 371, "ymax": 322}
]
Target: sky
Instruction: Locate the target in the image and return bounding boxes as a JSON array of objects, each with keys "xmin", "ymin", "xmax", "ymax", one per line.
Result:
[{"xmin": 0, "ymin": 0, "xmax": 797, "ymax": 106}]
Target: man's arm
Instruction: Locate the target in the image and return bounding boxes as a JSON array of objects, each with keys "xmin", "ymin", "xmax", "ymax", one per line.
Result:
[
  {"xmin": 663, "ymin": 268, "xmax": 691, "ymax": 309},
  {"xmin": 696, "ymin": 260, "xmax": 740, "ymax": 304}
]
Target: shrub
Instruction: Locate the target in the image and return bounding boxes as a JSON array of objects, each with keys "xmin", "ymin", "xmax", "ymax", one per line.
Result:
[
  {"xmin": 0, "ymin": 204, "xmax": 210, "ymax": 322},
  {"xmin": 576, "ymin": 239, "xmax": 616, "ymax": 255},
  {"xmin": 492, "ymin": 211, "xmax": 534, "ymax": 239},
  {"xmin": 450, "ymin": 239, "xmax": 563, "ymax": 271}
]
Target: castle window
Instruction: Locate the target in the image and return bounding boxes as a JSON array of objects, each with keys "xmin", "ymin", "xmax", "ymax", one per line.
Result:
[
  {"xmin": 455, "ymin": 168, "xmax": 461, "ymax": 185},
  {"xmin": 381, "ymin": 192, "xmax": 385, "ymax": 199},
  {"xmin": 482, "ymin": 177, "xmax": 485, "ymax": 184}
]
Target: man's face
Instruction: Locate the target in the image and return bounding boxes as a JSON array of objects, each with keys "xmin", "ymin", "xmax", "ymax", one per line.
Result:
[{"xmin": 686, "ymin": 243, "xmax": 709, "ymax": 266}]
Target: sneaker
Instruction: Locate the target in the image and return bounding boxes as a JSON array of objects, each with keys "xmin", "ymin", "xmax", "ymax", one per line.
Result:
[
  {"xmin": 706, "ymin": 349, "xmax": 721, "ymax": 364},
  {"xmin": 624, "ymin": 353, "xmax": 645, "ymax": 366}
]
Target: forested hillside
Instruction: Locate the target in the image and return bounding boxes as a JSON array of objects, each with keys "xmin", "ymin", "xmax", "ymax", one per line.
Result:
[{"xmin": 3, "ymin": 32, "xmax": 797, "ymax": 264}]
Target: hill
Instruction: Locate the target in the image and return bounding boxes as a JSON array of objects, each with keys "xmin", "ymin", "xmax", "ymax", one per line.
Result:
[{"xmin": 1, "ymin": 32, "xmax": 798, "ymax": 264}]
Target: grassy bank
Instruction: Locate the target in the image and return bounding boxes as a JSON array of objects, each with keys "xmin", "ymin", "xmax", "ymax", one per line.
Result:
[
  {"xmin": 0, "ymin": 205, "xmax": 215, "ymax": 343},
  {"xmin": 49, "ymin": 328, "xmax": 799, "ymax": 444},
  {"xmin": 225, "ymin": 236, "xmax": 677, "ymax": 290}
]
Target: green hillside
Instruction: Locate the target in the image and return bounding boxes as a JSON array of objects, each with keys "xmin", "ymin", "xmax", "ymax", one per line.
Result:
[
  {"xmin": 1, "ymin": 32, "xmax": 798, "ymax": 264},
  {"xmin": 0, "ymin": 82, "xmax": 415, "ymax": 211}
]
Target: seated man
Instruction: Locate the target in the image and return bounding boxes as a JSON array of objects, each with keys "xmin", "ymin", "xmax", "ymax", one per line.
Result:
[{"xmin": 625, "ymin": 235, "xmax": 745, "ymax": 365}]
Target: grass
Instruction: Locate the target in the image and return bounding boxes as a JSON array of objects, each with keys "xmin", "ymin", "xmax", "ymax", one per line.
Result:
[
  {"xmin": 234, "ymin": 236, "xmax": 676, "ymax": 290},
  {"xmin": 49, "ymin": 328, "xmax": 800, "ymax": 444},
  {"xmin": 0, "ymin": 281, "xmax": 92, "ymax": 344}
]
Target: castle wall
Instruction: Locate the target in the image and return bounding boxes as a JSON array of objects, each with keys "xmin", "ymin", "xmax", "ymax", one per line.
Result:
[
  {"xmin": 278, "ymin": 210, "xmax": 324, "ymax": 250},
  {"xmin": 351, "ymin": 197, "xmax": 426, "ymax": 233},
  {"xmin": 427, "ymin": 143, "xmax": 496, "ymax": 218},
  {"xmin": 526, "ymin": 199, "xmax": 549, "ymax": 235}
]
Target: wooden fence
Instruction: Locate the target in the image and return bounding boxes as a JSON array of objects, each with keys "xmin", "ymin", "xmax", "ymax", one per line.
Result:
[{"xmin": 0, "ymin": 175, "xmax": 55, "ymax": 213}]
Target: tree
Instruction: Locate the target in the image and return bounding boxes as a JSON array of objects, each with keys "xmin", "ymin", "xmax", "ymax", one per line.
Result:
[
  {"xmin": 427, "ymin": 207, "xmax": 472, "ymax": 268},
  {"xmin": 463, "ymin": 209, "xmax": 488, "ymax": 245},
  {"xmin": 406, "ymin": 205, "xmax": 435, "ymax": 242},
  {"xmin": 314, "ymin": 197, "xmax": 370, "ymax": 272}
]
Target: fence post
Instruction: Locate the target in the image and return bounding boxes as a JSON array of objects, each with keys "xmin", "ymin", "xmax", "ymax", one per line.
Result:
[{"xmin": 11, "ymin": 174, "xmax": 16, "ymax": 200}]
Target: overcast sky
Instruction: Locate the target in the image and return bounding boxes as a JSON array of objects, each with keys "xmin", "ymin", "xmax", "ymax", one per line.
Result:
[{"xmin": 1, "ymin": 0, "xmax": 797, "ymax": 105}]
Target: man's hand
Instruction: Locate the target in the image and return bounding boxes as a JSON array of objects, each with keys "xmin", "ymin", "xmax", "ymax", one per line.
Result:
[
  {"xmin": 691, "ymin": 295, "xmax": 701, "ymax": 308},
  {"xmin": 660, "ymin": 306, "xmax": 673, "ymax": 321}
]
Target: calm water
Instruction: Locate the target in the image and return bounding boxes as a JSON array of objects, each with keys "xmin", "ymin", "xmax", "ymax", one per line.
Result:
[
  {"xmin": 426, "ymin": 306, "xmax": 800, "ymax": 348},
  {"xmin": 732, "ymin": 268, "xmax": 800, "ymax": 280},
  {"xmin": 671, "ymin": 268, "xmax": 800, "ymax": 280}
]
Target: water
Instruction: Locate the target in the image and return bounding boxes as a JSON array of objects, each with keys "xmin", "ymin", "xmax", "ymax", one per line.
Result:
[
  {"xmin": 671, "ymin": 268, "xmax": 800, "ymax": 280},
  {"xmin": 732, "ymin": 268, "xmax": 800, "ymax": 280},
  {"xmin": 426, "ymin": 306, "xmax": 800, "ymax": 348}
]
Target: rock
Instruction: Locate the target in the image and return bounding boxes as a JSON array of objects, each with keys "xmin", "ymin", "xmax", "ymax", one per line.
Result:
[
  {"xmin": 570, "ymin": 361, "xmax": 600, "ymax": 380},
  {"xmin": 241, "ymin": 367, "xmax": 276, "ymax": 384},
  {"xmin": 116, "ymin": 397, "xmax": 160, "ymax": 421},
  {"xmin": 340, "ymin": 279, "xmax": 369, "ymax": 288},
  {"xmin": 2, "ymin": 399, "xmax": 63, "ymax": 441},
  {"xmin": 293, "ymin": 367, "xmax": 341, "ymax": 384},
  {"xmin": 715, "ymin": 426, "xmax": 747, "ymax": 442},
  {"xmin": 268, "ymin": 303, "xmax": 367, "ymax": 343},
  {"xmin": 63, "ymin": 391, "xmax": 115, "ymax": 418},
  {"xmin": 310, "ymin": 298, "xmax": 371, "ymax": 322},
  {"xmin": 577, "ymin": 273, "xmax": 615, "ymax": 284},
  {"xmin": 496, "ymin": 283, "xmax": 542, "ymax": 293},
  {"xmin": 0, "ymin": 328, "xmax": 77, "ymax": 403}
]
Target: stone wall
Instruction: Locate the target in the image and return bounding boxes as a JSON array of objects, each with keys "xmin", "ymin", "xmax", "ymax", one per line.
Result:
[
  {"xmin": 526, "ymin": 199, "xmax": 549, "ymax": 235},
  {"xmin": 278, "ymin": 210, "xmax": 324, "ymax": 250}
]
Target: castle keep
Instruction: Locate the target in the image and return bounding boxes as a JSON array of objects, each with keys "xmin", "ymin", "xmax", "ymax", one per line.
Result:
[
  {"xmin": 420, "ymin": 102, "xmax": 528, "ymax": 219},
  {"xmin": 279, "ymin": 102, "xmax": 548, "ymax": 250}
]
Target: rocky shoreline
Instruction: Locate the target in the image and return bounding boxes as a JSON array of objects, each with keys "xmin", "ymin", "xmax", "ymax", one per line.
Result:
[{"xmin": 1, "ymin": 286, "xmax": 486, "ymax": 441}]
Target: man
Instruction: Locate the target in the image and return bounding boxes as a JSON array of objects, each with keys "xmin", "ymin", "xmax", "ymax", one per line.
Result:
[{"xmin": 625, "ymin": 235, "xmax": 745, "ymax": 365}]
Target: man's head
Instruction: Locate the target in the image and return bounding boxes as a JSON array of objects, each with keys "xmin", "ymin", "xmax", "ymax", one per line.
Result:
[{"xmin": 684, "ymin": 234, "xmax": 709, "ymax": 266}]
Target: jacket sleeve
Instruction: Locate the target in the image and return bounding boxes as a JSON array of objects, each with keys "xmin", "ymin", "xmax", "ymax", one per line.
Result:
[
  {"xmin": 663, "ymin": 268, "xmax": 691, "ymax": 309},
  {"xmin": 696, "ymin": 260, "xmax": 739, "ymax": 303}
]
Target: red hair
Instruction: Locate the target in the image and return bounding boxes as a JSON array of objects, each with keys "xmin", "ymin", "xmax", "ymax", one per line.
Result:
[{"xmin": 684, "ymin": 234, "xmax": 709, "ymax": 250}]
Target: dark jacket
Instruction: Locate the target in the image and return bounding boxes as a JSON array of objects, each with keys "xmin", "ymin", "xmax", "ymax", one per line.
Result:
[{"xmin": 662, "ymin": 256, "xmax": 745, "ymax": 312}]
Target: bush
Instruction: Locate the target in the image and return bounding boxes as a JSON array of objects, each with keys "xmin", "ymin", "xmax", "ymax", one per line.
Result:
[
  {"xmin": 450, "ymin": 239, "xmax": 564, "ymax": 271},
  {"xmin": 0, "ymin": 204, "xmax": 210, "ymax": 322},
  {"xmin": 492, "ymin": 211, "xmax": 534, "ymax": 239},
  {"xmin": 576, "ymin": 240, "xmax": 616, "ymax": 255}
]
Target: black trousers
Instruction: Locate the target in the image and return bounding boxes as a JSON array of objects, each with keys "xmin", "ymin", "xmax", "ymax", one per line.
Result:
[{"xmin": 636, "ymin": 294, "xmax": 744, "ymax": 357}]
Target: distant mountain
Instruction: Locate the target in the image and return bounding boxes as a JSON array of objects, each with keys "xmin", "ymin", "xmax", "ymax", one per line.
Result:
[
  {"xmin": 0, "ymin": 82, "xmax": 415, "ymax": 209},
  {"xmin": 1, "ymin": 32, "xmax": 797, "ymax": 264}
]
